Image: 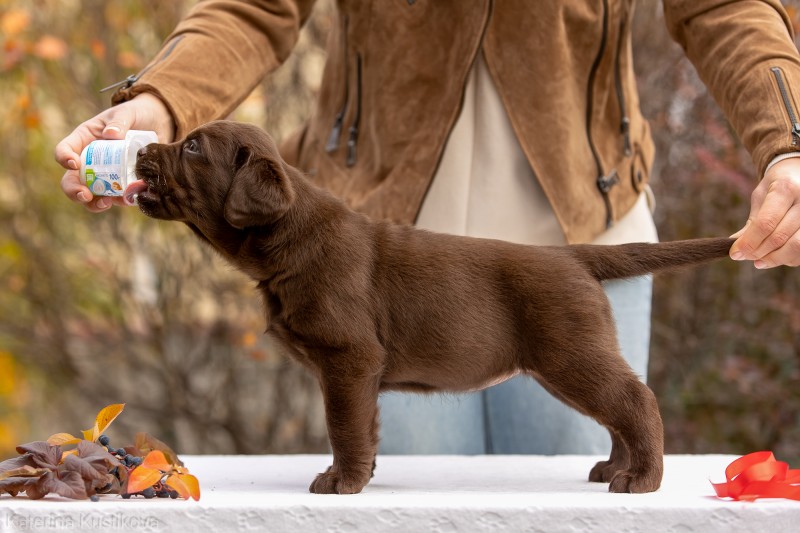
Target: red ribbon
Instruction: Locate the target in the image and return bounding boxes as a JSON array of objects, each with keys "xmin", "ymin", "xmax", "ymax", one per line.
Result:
[{"xmin": 711, "ymin": 451, "xmax": 800, "ymax": 501}]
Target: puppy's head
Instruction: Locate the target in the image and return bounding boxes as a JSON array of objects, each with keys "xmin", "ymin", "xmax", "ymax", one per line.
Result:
[{"xmin": 133, "ymin": 120, "xmax": 295, "ymax": 231}]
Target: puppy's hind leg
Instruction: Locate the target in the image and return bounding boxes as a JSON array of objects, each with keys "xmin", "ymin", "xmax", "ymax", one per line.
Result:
[{"xmin": 526, "ymin": 346, "xmax": 664, "ymax": 493}]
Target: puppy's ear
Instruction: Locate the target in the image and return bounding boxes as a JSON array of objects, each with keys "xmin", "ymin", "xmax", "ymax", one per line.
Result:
[{"xmin": 224, "ymin": 147, "xmax": 295, "ymax": 229}]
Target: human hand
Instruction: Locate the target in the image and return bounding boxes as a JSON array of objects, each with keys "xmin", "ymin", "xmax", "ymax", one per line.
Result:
[
  {"xmin": 55, "ymin": 92, "xmax": 175, "ymax": 212},
  {"xmin": 730, "ymin": 157, "xmax": 800, "ymax": 268}
]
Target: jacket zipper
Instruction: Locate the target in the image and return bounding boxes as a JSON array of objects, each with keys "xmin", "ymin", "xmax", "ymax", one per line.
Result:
[
  {"xmin": 770, "ymin": 67, "xmax": 800, "ymax": 146},
  {"xmin": 417, "ymin": 0, "xmax": 494, "ymax": 224},
  {"xmin": 325, "ymin": 16, "xmax": 350, "ymax": 152},
  {"xmin": 587, "ymin": 0, "xmax": 619, "ymax": 228},
  {"xmin": 346, "ymin": 53, "xmax": 363, "ymax": 167},
  {"xmin": 100, "ymin": 36, "xmax": 185, "ymax": 93},
  {"xmin": 614, "ymin": 15, "xmax": 631, "ymax": 157}
]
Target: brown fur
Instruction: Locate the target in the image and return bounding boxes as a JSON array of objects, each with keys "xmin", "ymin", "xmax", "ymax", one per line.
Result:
[{"xmin": 134, "ymin": 121, "xmax": 733, "ymax": 495}]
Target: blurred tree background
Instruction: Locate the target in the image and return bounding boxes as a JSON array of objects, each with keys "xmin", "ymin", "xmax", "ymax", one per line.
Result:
[{"xmin": 0, "ymin": 1, "xmax": 798, "ymax": 459}]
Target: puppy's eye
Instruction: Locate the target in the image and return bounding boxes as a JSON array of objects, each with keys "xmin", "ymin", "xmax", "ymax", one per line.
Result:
[{"xmin": 183, "ymin": 139, "xmax": 201, "ymax": 154}]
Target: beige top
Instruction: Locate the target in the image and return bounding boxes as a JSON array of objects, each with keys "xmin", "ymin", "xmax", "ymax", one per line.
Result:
[{"xmin": 417, "ymin": 53, "xmax": 658, "ymax": 247}]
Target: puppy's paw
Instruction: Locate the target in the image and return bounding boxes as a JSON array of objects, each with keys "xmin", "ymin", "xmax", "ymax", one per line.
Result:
[
  {"xmin": 309, "ymin": 469, "xmax": 367, "ymax": 494},
  {"xmin": 608, "ymin": 469, "xmax": 661, "ymax": 493},
  {"xmin": 589, "ymin": 460, "xmax": 627, "ymax": 483}
]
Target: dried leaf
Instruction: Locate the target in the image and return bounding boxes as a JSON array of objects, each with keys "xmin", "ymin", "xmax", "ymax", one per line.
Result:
[
  {"xmin": 47, "ymin": 432, "xmax": 81, "ymax": 446},
  {"xmin": 125, "ymin": 466, "xmax": 163, "ymax": 494},
  {"xmin": 62, "ymin": 454, "xmax": 107, "ymax": 483},
  {"xmin": 76, "ymin": 440, "xmax": 121, "ymax": 469},
  {"xmin": 39, "ymin": 470, "xmax": 87, "ymax": 499},
  {"xmin": 0, "ymin": 453, "xmax": 36, "ymax": 475},
  {"xmin": 134, "ymin": 432, "xmax": 183, "ymax": 467},
  {"xmin": 0, "ymin": 476, "xmax": 35, "ymax": 497},
  {"xmin": 165, "ymin": 472, "xmax": 201, "ymax": 501},
  {"xmin": 16, "ymin": 442, "xmax": 61, "ymax": 469},
  {"xmin": 23, "ymin": 477, "xmax": 49, "ymax": 500},
  {"xmin": 0, "ymin": 465, "xmax": 46, "ymax": 481}
]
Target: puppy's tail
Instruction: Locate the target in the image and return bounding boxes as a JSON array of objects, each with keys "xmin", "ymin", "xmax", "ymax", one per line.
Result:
[{"xmin": 568, "ymin": 237, "xmax": 734, "ymax": 281}]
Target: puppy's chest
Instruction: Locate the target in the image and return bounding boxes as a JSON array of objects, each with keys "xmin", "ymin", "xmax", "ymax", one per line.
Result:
[{"xmin": 261, "ymin": 294, "xmax": 319, "ymax": 374}]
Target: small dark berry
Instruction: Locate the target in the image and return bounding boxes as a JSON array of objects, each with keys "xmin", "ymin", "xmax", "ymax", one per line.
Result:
[
  {"xmin": 121, "ymin": 493, "xmax": 131, "ymax": 499},
  {"xmin": 117, "ymin": 448, "xmax": 127, "ymax": 457},
  {"xmin": 90, "ymin": 494, "xmax": 100, "ymax": 502},
  {"xmin": 142, "ymin": 488, "xmax": 156, "ymax": 499},
  {"xmin": 157, "ymin": 490, "xmax": 170, "ymax": 498},
  {"xmin": 169, "ymin": 490, "xmax": 179, "ymax": 499},
  {"xmin": 98, "ymin": 435, "xmax": 110, "ymax": 446}
]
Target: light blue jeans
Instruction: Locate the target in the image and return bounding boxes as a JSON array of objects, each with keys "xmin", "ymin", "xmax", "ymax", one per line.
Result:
[{"xmin": 378, "ymin": 275, "xmax": 653, "ymax": 455}]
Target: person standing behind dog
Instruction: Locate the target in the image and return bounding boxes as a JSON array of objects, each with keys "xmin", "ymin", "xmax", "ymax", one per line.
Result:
[{"xmin": 56, "ymin": 1, "xmax": 800, "ymax": 455}]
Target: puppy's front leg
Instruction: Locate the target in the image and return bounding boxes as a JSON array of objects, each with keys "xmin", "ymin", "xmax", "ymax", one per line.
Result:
[{"xmin": 310, "ymin": 372, "xmax": 380, "ymax": 494}]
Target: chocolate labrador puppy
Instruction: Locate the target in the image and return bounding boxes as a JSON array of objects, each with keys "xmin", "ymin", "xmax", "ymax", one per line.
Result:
[{"xmin": 131, "ymin": 120, "xmax": 733, "ymax": 495}]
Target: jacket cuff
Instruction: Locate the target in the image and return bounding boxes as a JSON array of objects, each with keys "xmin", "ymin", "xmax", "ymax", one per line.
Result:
[
  {"xmin": 765, "ymin": 151, "xmax": 800, "ymax": 174},
  {"xmin": 111, "ymin": 84, "xmax": 179, "ymax": 141}
]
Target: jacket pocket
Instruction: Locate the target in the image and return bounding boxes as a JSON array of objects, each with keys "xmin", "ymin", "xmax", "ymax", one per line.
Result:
[{"xmin": 770, "ymin": 67, "xmax": 800, "ymax": 146}]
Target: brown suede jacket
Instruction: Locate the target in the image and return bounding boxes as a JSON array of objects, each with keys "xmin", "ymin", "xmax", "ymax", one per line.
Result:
[{"xmin": 112, "ymin": 0, "xmax": 800, "ymax": 243}]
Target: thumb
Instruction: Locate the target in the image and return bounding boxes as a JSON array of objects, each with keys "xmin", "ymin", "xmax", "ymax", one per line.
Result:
[{"xmin": 102, "ymin": 119, "xmax": 128, "ymax": 140}]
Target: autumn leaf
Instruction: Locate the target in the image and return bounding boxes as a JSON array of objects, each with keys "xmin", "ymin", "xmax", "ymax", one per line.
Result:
[
  {"xmin": 76, "ymin": 440, "xmax": 121, "ymax": 469},
  {"xmin": 47, "ymin": 432, "xmax": 82, "ymax": 447},
  {"xmin": 0, "ymin": 453, "xmax": 37, "ymax": 475},
  {"xmin": 0, "ymin": 465, "xmax": 46, "ymax": 481},
  {"xmin": 165, "ymin": 472, "xmax": 201, "ymax": 501},
  {"xmin": 134, "ymin": 432, "xmax": 183, "ymax": 467},
  {"xmin": 140, "ymin": 450, "xmax": 171, "ymax": 472},
  {"xmin": 38, "ymin": 470, "xmax": 87, "ymax": 499},
  {"xmin": 16, "ymin": 442, "xmax": 61, "ymax": 470},
  {"xmin": 125, "ymin": 466, "xmax": 163, "ymax": 494},
  {"xmin": 62, "ymin": 454, "xmax": 109, "ymax": 483},
  {"xmin": 82, "ymin": 404, "xmax": 125, "ymax": 442}
]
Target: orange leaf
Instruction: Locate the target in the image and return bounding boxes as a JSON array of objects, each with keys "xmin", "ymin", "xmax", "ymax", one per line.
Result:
[
  {"xmin": 126, "ymin": 466, "xmax": 163, "ymax": 494},
  {"xmin": 83, "ymin": 403, "xmax": 125, "ymax": 442},
  {"xmin": 60, "ymin": 449, "xmax": 78, "ymax": 462},
  {"xmin": 47, "ymin": 433, "xmax": 81, "ymax": 446},
  {"xmin": 165, "ymin": 473, "xmax": 201, "ymax": 501},
  {"xmin": 141, "ymin": 450, "xmax": 171, "ymax": 472}
]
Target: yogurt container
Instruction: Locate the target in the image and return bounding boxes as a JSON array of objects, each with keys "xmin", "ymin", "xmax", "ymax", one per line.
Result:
[{"xmin": 79, "ymin": 130, "xmax": 158, "ymax": 203}]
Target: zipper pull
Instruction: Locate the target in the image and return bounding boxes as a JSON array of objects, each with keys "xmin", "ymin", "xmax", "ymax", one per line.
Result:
[
  {"xmin": 325, "ymin": 114, "xmax": 344, "ymax": 152},
  {"xmin": 99, "ymin": 36, "xmax": 184, "ymax": 94},
  {"xmin": 597, "ymin": 170, "xmax": 620, "ymax": 193},
  {"xmin": 621, "ymin": 117, "xmax": 631, "ymax": 156},
  {"xmin": 346, "ymin": 126, "xmax": 358, "ymax": 167},
  {"xmin": 792, "ymin": 123, "xmax": 800, "ymax": 146},
  {"xmin": 100, "ymin": 73, "xmax": 140, "ymax": 93}
]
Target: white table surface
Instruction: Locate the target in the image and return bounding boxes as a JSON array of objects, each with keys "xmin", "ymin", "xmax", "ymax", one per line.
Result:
[{"xmin": 1, "ymin": 454, "xmax": 798, "ymax": 532}]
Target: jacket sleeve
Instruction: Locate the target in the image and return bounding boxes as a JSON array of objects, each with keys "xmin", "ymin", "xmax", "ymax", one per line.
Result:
[
  {"xmin": 112, "ymin": 0, "xmax": 317, "ymax": 140},
  {"xmin": 664, "ymin": 0, "xmax": 800, "ymax": 177}
]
